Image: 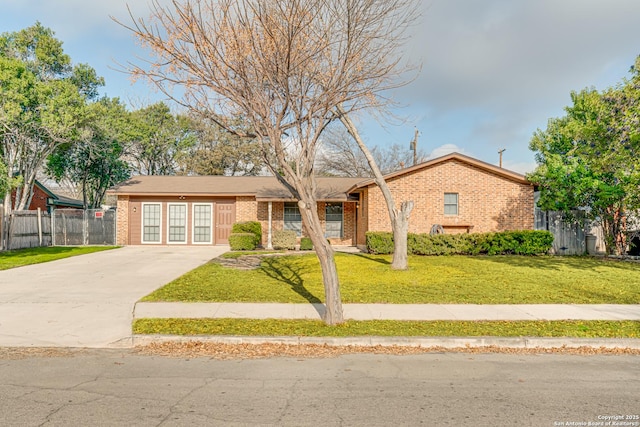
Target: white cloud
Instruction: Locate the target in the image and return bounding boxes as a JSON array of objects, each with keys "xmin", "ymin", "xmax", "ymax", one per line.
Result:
[{"xmin": 428, "ymin": 144, "xmax": 469, "ymax": 159}]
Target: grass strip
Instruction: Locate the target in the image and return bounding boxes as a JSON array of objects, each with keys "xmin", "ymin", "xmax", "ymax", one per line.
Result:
[
  {"xmin": 0, "ymin": 246, "xmax": 119, "ymax": 270},
  {"xmin": 133, "ymin": 318, "xmax": 640, "ymax": 338},
  {"xmin": 142, "ymin": 253, "xmax": 640, "ymax": 304}
]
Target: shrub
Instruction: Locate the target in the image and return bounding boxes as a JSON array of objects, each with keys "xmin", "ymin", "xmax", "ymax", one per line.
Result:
[
  {"xmin": 409, "ymin": 233, "xmax": 474, "ymax": 255},
  {"xmin": 272, "ymin": 230, "xmax": 296, "ymax": 250},
  {"xmin": 366, "ymin": 230, "xmax": 553, "ymax": 256},
  {"xmin": 229, "ymin": 233, "xmax": 256, "ymax": 251},
  {"xmin": 231, "ymin": 221, "xmax": 262, "ymax": 247},
  {"xmin": 300, "ymin": 237, "xmax": 314, "ymax": 250},
  {"xmin": 366, "ymin": 231, "xmax": 394, "ymax": 254}
]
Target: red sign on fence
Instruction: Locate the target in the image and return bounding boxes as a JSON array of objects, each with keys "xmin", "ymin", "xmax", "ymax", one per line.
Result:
[{"xmin": 94, "ymin": 211, "xmax": 104, "ymax": 219}]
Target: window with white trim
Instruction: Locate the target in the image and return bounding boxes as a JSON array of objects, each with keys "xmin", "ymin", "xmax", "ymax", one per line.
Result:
[
  {"xmin": 167, "ymin": 203, "xmax": 187, "ymax": 243},
  {"xmin": 444, "ymin": 193, "xmax": 458, "ymax": 216},
  {"xmin": 325, "ymin": 202, "xmax": 343, "ymax": 238},
  {"xmin": 284, "ymin": 202, "xmax": 302, "ymax": 236},
  {"xmin": 142, "ymin": 203, "xmax": 161, "ymax": 243},
  {"xmin": 193, "ymin": 204, "xmax": 212, "ymax": 244}
]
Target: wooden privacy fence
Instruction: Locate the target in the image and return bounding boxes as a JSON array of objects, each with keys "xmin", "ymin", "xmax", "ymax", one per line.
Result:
[
  {"xmin": 535, "ymin": 209, "xmax": 587, "ymax": 255},
  {"xmin": 6, "ymin": 209, "xmax": 52, "ymax": 250},
  {"xmin": 1, "ymin": 208, "xmax": 117, "ymax": 250}
]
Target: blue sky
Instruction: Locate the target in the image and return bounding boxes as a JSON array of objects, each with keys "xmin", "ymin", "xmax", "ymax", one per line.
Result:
[{"xmin": 2, "ymin": 0, "xmax": 640, "ymax": 174}]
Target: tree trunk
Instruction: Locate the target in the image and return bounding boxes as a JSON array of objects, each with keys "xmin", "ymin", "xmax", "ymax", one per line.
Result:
[
  {"xmin": 336, "ymin": 105, "xmax": 414, "ymax": 269},
  {"xmin": 1, "ymin": 193, "xmax": 11, "ymax": 250},
  {"xmin": 297, "ymin": 198, "xmax": 344, "ymax": 325},
  {"xmin": 391, "ymin": 201, "xmax": 413, "ymax": 269}
]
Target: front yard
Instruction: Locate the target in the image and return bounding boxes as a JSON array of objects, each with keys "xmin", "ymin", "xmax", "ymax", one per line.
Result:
[
  {"xmin": 136, "ymin": 252, "xmax": 640, "ymax": 338},
  {"xmin": 142, "ymin": 253, "xmax": 640, "ymax": 304},
  {"xmin": 0, "ymin": 246, "xmax": 119, "ymax": 270}
]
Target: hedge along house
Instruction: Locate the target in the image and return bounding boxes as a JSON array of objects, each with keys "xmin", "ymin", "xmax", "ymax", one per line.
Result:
[
  {"xmin": 108, "ymin": 175, "xmax": 363, "ymax": 247},
  {"xmin": 108, "ymin": 153, "xmax": 535, "ymax": 248}
]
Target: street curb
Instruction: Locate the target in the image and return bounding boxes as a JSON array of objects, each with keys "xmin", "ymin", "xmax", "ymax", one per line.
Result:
[{"xmin": 130, "ymin": 335, "xmax": 640, "ymax": 350}]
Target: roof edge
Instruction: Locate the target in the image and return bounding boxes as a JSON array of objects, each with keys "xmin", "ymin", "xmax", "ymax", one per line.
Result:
[{"xmin": 349, "ymin": 152, "xmax": 531, "ymax": 191}]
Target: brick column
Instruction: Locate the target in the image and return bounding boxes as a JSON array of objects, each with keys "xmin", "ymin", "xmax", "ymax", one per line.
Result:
[{"xmin": 116, "ymin": 196, "xmax": 129, "ymax": 245}]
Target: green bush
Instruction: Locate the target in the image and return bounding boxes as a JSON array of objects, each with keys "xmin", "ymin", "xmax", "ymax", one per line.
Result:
[
  {"xmin": 231, "ymin": 221, "xmax": 262, "ymax": 247},
  {"xmin": 365, "ymin": 231, "xmax": 394, "ymax": 254},
  {"xmin": 272, "ymin": 230, "xmax": 296, "ymax": 250},
  {"xmin": 409, "ymin": 233, "xmax": 474, "ymax": 255},
  {"xmin": 229, "ymin": 233, "xmax": 256, "ymax": 251},
  {"xmin": 366, "ymin": 230, "xmax": 553, "ymax": 256},
  {"xmin": 300, "ymin": 237, "xmax": 314, "ymax": 250}
]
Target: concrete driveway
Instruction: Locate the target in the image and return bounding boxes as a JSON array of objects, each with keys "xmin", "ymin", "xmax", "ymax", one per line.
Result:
[{"xmin": 0, "ymin": 246, "xmax": 228, "ymax": 348}]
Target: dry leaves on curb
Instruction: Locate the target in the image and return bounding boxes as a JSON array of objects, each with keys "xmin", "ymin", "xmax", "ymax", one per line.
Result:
[
  {"xmin": 134, "ymin": 341, "xmax": 640, "ymax": 360},
  {"xmin": 2, "ymin": 343, "xmax": 638, "ymax": 360}
]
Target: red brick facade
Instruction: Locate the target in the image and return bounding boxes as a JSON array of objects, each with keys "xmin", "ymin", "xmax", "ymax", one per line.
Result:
[
  {"xmin": 356, "ymin": 156, "xmax": 535, "ymax": 245},
  {"xmin": 28, "ymin": 185, "xmax": 49, "ymax": 211}
]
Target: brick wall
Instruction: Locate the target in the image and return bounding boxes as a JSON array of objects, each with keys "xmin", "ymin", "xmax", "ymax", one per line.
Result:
[
  {"xmin": 28, "ymin": 185, "xmax": 49, "ymax": 211},
  {"xmin": 365, "ymin": 159, "xmax": 534, "ymax": 235},
  {"xmin": 116, "ymin": 196, "xmax": 129, "ymax": 245},
  {"xmin": 236, "ymin": 196, "xmax": 257, "ymax": 222}
]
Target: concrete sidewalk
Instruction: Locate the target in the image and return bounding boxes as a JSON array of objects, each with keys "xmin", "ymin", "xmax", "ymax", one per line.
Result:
[{"xmin": 135, "ymin": 302, "xmax": 640, "ymax": 321}]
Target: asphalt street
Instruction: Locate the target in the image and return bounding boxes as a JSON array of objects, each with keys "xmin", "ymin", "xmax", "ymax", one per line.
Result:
[{"xmin": 1, "ymin": 349, "xmax": 638, "ymax": 426}]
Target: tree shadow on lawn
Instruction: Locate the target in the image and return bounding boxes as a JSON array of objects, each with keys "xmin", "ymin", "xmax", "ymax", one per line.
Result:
[
  {"xmin": 350, "ymin": 252, "xmax": 391, "ymax": 265},
  {"xmin": 259, "ymin": 257, "xmax": 323, "ymax": 311},
  {"xmin": 474, "ymin": 254, "xmax": 640, "ymax": 272}
]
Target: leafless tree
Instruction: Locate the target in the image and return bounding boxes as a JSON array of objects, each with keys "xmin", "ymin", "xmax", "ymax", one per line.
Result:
[
  {"xmin": 119, "ymin": 0, "xmax": 418, "ymax": 324},
  {"xmin": 317, "ymin": 125, "xmax": 426, "ymax": 177},
  {"xmin": 337, "ymin": 106, "xmax": 414, "ymax": 269}
]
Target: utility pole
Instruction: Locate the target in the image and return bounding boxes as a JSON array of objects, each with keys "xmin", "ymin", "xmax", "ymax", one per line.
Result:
[
  {"xmin": 498, "ymin": 149, "xmax": 506, "ymax": 168},
  {"xmin": 409, "ymin": 128, "xmax": 419, "ymax": 166}
]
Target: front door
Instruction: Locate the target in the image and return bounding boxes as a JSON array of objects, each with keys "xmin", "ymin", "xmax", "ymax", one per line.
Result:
[{"xmin": 215, "ymin": 202, "xmax": 235, "ymax": 244}]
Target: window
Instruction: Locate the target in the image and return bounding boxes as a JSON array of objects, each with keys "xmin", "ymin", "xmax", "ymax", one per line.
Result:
[
  {"xmin": 444, "ymin": 193, "xmax": 458, "ymax": 215},
  {"xmin": 167, "ymin": 204, "xmax": 187, "ymax": 243},
  {"xmin": 284, "ymin": 202, "xmax": 302, "ymax": 236},
  {"xmin": 325, "ymin": 202, "xmax": 343, "ymax": 238},
  {"xmin": 142, "ymin": 203, "xmax": 161, "ymax": 243},
  {"xmin": 193, "ymin": 204, "xmax": 212, "ymax": 244}
]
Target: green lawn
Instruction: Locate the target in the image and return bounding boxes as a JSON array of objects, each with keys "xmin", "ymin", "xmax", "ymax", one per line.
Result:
[
  {"xmin": 133, "ymin": 318, "xmax": 640, "ymax": 338},
  {"xmin": 142, "ymin": 253, "xmax": 640, "ymax": 304},
  {"xmin": 0, "ymin": 246, "xmax": 119, "ymax": 270}
]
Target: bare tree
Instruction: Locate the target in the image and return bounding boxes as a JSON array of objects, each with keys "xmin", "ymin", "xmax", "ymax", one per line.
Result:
[
  {"xmin": 316, "ymin": 126, "xmax": 373, "ymax": 177},
  {"xmin": 317, "ymin": 125, "xmax": 426, "ymax": 177},
  {"xmin": 337, "ymin": 106, "xmax": 414, "ymax": 270},
  {"xmin": 119, "ymin": 0, "xmax": 418, "ymax": 324}
]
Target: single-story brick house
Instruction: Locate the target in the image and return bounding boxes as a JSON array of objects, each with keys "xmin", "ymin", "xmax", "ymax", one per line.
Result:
[
  {"xmin": 10, "ymin": 180, "xmax": 84, "ymax": 213},
  {"xmin": 108, "ymin": 153, "xmax": 535, "ymax": 248}
]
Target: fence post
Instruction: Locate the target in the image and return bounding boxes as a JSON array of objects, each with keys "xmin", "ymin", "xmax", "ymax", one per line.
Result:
[
  {"xmin": 84, "ymin": 209, "xmax": 89, "ymax": 245},
  {"xmin": 37, "ymin": 208, "xmax": 43, "ymax": 246},
  {"xmin": 0, "ymin": 207, "xmax": 4, "ymax": 250},
  {"xmin": 51, "ymin": 209, "xmax": 56, "ymax": 246}
]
